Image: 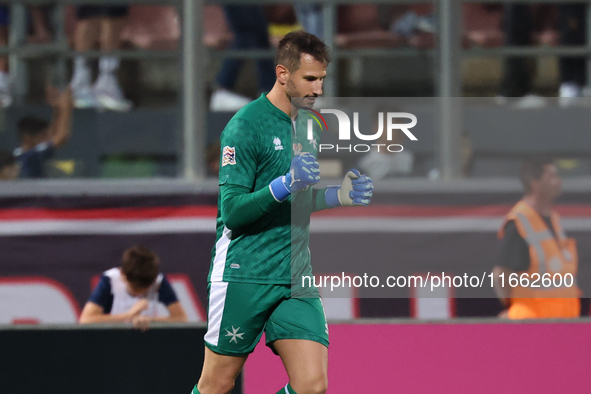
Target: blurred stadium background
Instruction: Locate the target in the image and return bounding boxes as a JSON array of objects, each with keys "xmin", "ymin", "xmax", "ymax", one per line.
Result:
[{"xmin": 1, "ymin": 1, "xmax": 591, "ymax": 393}]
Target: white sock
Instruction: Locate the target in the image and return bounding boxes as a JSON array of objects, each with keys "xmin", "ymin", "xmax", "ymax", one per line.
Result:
[
  {"xmin": 74, "ymin": 56, "xmax": 87, "ymax": 72},
  {"xmin": 99, "ymin": 56, "xmax": 120, "ymax": 75},
  {"xmin": 71, "ymin": 56, "xmax": 90, "ymax": 86}
]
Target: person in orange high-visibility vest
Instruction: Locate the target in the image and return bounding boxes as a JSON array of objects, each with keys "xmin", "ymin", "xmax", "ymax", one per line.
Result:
[{"xmin": 493, "ymin": 157, "xmax": 580, "ymax": 319}]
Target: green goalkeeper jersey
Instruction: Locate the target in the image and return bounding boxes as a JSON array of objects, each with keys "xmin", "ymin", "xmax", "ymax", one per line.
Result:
[{"xmin": 209, "ymin": 93, "xmax": 326, "ymax": 285}]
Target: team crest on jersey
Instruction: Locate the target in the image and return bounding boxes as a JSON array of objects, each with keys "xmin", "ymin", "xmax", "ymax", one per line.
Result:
[
  {"xmin": 222, "ymin": 146, "xmax": 236, "ymax": 166},
  {"xmin": 293, "ymin": 143, "xmax": 302, "ymax": 155},
  {"xmin": 273, "ymin": 137, "xmax": 283, "ymax": 150}
]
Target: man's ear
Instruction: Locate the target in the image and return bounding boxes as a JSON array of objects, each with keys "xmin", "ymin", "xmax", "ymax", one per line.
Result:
[{"xmin": 276, "ymin": 64, "xmax": 289, "ymax": 85}]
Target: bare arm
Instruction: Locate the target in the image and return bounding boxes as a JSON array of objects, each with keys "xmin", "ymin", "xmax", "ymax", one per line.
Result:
[
  {"xmin": 494, "ymin": 220, "xmax": 530, "ymax": 315},
  {"xmin": 47, "ymin": 86, "xmax": 74, "ymax": 149},
  {"xmin": 492, "ymin": 265, "xmax": 514, "ymax": 309},
  {"xmin": 79, "ymin": 299, "xmax": 148, "ymax": 324},
  {"xmin": 131, "ymin": 301, "xmax": 188, "ymax": 331},
  {"xmin": 29, "ymin": 6, "xmax": 51, "ymax": 43}
]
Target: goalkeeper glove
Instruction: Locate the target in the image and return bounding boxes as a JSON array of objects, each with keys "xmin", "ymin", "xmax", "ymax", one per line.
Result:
[
  {"xmin": 325, "ymin": 169, "xmax": 373, "ymax": 207},
  {"xmin": 269, "ymin": 152, "xmax": 320, "ymax": 202}
]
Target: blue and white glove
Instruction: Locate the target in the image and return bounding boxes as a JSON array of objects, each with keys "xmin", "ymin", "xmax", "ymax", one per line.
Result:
[
  {"xmin": 269, "ymin": 152, "xmax": 320, "ymax": 202},
  {"xmin": 325, "ymin": 169, "xmax": 373, "ymax": 207}
]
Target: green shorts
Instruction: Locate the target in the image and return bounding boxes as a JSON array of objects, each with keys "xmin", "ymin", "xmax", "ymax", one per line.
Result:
[{"xmin": 204, "ymin": 282, "xmax": 329, "ymax": 357}]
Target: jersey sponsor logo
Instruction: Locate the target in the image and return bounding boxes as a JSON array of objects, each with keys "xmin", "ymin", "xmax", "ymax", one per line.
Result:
[
  {"xmin": 230, "ymin": 263, "xmax": 240, "ymax": 269},
  {"xmin": 293, "ymin": 143, "xmax": 302, "ymax": 155},
  {"xmin": 222, "ymin": 146, "xmax": 236, "ymax": 167},
  {"xmin": 273, "ymin": 137, "xmax": 284, "ymax": 150},
  {"xmin": 225, "ymin": 326, "xmax": 245, "ymax": 343}
]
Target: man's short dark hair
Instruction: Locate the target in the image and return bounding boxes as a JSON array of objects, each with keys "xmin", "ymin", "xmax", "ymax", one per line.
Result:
[
  {"xmin": 520, "ymin": 156, "xmax": 554, "ymax": 194},
  {"xmin": 0, "ymin": 150, "xmax": 15, "ymax": 170},
  {"xmin": 17, "ymin": 116, "xmax": 49, "ymax": 140},
  {"xmin": 276, "ymin": 30, "xmax": 330, "ymax": 72},
  {"xmin": 121, "ymin": 245, "xmax": 160, "ymax": 288}
]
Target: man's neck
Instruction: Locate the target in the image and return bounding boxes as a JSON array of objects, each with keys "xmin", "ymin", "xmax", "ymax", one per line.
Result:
[
  {"xmin": 266, "ymin": 83, "xmax": 298, "ymax": 120},
  {"xmin": 523, "ymin": 194, "xmax": 553, "ymax": 217}
]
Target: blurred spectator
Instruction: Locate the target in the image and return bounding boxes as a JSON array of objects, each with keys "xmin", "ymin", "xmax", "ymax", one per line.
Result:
[
  {"xmin": 71, "ymin": 6, "xmax": 132, "ymax": 111},
  {"xmin": 557, "ymin": 4, "xmax": 586, "ymax": 105},
  {"xmin": 380, "ymin": 4, "xmax": 505, "ymax": 51},
  {"xmin": 13, "ymin": 86, "xmax": 73, "ymax": 179},
  {"xmin": 0, "ymin": 5, "xmax": 10, "ymax": 107},
  {"xmin": 295, "ymin": 4, "xmax": 323, "ymax": 39},
  {"xmin": 203, "ymin": 5, "xmax": 232, "ymax": 50},
  {"xmin": 0, "ymin": 150, "xmax": 18, "ymax": 180},
  {"xmin": 498, "ymin": 5, "xmax": 587, "ymax": 107},
  {"xmin": 79, "ymin": 245, "xmax": 188, "ymax": 330},
  {"xmin": 121, "ymin": 6, "xmax": 181, "ymax": 50},
  {"xmin": 0, "ymin": 5, "xmax": 54, "ymax": 108},
  {"xmin": 390, "ymin": 8, "xmax": 435, "ymax": 39},
  {"xmin": 494, "ymin": 157, "xmax": 580, "ymax": 319},
  {"xmin": 266, "ymin": 5, "xmax": 301, "ymax": 47},
  {"xmin": 337, "ymin": 4, "xmax": 404, "ymax": 49},
  {"xmin": 29, "ymin": 6, "xmax": 52, "ymax": 44},
  {"xmin": 210, "ymin": 5, "xmax": 275, "ymax": 112}
]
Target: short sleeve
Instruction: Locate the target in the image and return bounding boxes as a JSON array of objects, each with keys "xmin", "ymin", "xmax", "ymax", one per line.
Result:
[
  {"xmin": 158, "ymin": 276, "xmax": 179, "ymax": 306},
  {"xmin": 88, "ymin": 275, "xmax": 114, "ymax": 313},
  {"xmin": 14, "ymin": 141, "xmax": 55, "ymax": 179},
  {"xmin": 219, "ymin": 118, "xmax": 259, "ymax": 189},
  {"xmin": 35, "ymin": 141, "xmax": 55, "ymax": 160}
]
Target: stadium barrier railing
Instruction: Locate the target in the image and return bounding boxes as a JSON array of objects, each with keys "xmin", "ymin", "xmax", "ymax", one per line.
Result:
[{"xmin": 5, "ymin": 0, "xmax": 591, "ymax": 185}]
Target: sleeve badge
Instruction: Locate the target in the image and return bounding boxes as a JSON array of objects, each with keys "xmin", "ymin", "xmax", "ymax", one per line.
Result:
[{"xmin": 222, "ymin": 146, "xmax": 236, "ymax": 167}]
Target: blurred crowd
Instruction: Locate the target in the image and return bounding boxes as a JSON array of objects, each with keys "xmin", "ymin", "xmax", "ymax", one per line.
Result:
[
  {"xmin": 0, "ymin": 3, "xmax": 590, "ymax": 180},
  {"xmin": 0, "ymin": 3, "xmax": 588, "ymax": 108}
]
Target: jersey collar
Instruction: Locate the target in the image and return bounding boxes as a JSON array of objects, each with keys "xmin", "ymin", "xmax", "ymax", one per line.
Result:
[{"xmin": 261, "ymin": 92, "xmax": 292, "ymax": 122}]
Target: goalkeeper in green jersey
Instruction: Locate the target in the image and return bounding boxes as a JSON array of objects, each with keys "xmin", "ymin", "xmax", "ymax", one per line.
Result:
[{"xmin": 193, "ymin": 30, "xmax": 373, "ymax": 394}]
